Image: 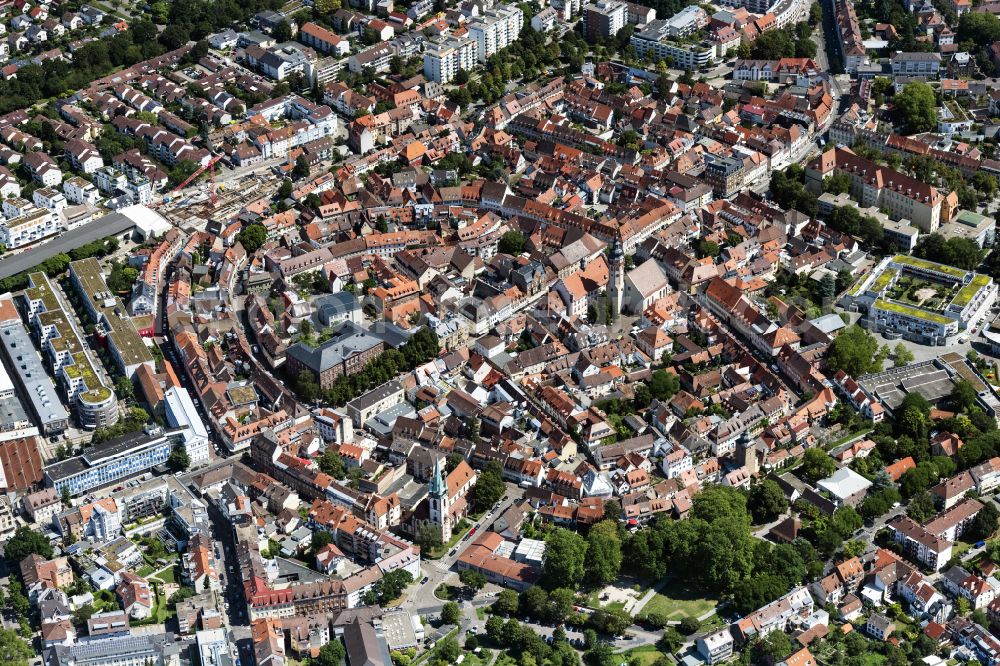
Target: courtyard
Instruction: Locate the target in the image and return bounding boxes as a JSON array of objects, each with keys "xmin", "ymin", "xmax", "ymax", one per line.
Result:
[{"xmin": 885, "ymin": 274, "xmax": 957, "ymax": 312}]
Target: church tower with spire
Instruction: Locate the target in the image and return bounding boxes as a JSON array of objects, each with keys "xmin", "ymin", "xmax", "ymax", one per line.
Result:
[
  {"xmin": 428, "ymin": 455, "xmax": 451, "ymax": 542},
  {"xmin": 609, "ymin": 236, "xmax": 625, "ymax": 317}
]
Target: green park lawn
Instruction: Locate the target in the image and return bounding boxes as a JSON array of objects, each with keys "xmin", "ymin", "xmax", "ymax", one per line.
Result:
[
  {"xmin": 617, "ymin": 645, "xmax": 665, "ymax": 665},
  {"xmin": 639, "ymin": 586, "xmax": 718, "ymax": 622}
]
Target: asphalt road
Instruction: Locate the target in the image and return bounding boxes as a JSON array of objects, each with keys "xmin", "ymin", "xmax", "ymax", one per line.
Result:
[{"xmin": 206, "ymin": 499, "xmax": 252, "ymax": 653}]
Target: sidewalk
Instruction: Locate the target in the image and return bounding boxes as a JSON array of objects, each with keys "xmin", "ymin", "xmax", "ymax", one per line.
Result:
[{"xmin": 625, "ymin": 574, "xmax": 672, "ymax": 616}]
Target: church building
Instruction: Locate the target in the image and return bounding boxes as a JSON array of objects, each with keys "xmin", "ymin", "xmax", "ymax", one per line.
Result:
[{"xmin": 405, "ymin": 456, "xmax": 477, "ymax": 543}]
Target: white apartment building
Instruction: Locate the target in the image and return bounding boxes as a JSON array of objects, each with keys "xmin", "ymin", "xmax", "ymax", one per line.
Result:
[
  {"xmin": 696, "ymin": 629, "xmax": 734, "ymax": 664},
  {"xmin": 164, "ymin": 386, "xmax": 211, "ymax": 467},
  {"xmin": 1, "ymin": 197, "xmax": 31, "ymax": 219},
  {"xmin": 660, "ymin": 5, "xmax": 707, "ymax": 37},
  {"xmin": 531, "ymin": 6, "xmax": 558, "ymax": 31},
  {"xmin": 63, "ymin": 176, "xmax": 100, "ymax": 206},
  {"xmin": 0, "ymin": 169, "xmax": 19, "ymax": 198},
  {"xmin": 94, "ymin": 167, "xmax": 152, "ymax": 206},
  {"xmin": 629, "ymin": 21, "xmax": 715, "ymax": 68},
  {"xmin": 0, "ymin": 207, "xmax": 62, "ymax": 248},
  {"xmin": 32, "ymin": 187, "xmax": 66, "ymax": 212},
  {"xmin": 423, "ymin": 36, "xmax": 477, "ymax": 83},
  {"xmin": 467, "ymin": 5, "xmax": 524, "ymax": 62}
]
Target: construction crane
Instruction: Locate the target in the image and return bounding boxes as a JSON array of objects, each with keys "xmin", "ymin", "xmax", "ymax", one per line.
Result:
[{"xmin": 162, "ymin": 154, "xmax": 223, "ymax": 208}]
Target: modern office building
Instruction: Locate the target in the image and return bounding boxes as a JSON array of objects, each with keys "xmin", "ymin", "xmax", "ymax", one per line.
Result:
[
  {"xmin": 164, "ymin": 386, "xmax": 211, "ymax": 466},
  {"xmin": 0, "ymin": 318, "xmax": 69, "ymax": 434},
  {"xmin": 44, "ymin": 426, "xmax": 181, "ymax": 496},
  {"xmin": 44, "ymin": 633, "xmax": 182, "ymax": 666}
]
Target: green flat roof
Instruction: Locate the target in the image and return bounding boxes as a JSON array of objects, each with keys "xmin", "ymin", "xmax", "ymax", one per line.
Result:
[
  {"xmin": 954, "ymin": 210, "xmax": 989, "ymax": 227},
  {"xmin": 954, "ymin": 284, "xmax": 977, "ymax": 307},
  {"xmin": 953, "ymin": 274, "xmax": 991, "ymax": 308},
  {"xmin": 849, "ymin": 275, "xmax": 868, "ymax": 297},
  {"xmin": 893, "ymin": 254, "xmax": 967, "ymax": 279},
  {"xmin": 874, "ymin": 298, "xmax": 954, "ymax": 325},
  {"xmin": 79, "ymin": 387, "xmax": 113, "ymax": 405},
  {"xmin": 69, "ymin": 258, "xmax": 153, "ymax": 367},
  {"xmin": 65, "ymin": 352, "xmax": 104, "ymax": 391},
  {"xmin": 872, "ymin": 268, "xmax": 897, "ymax": 294},
  {"xmin": 24, "ymin": 272, "xmax": 60, "ymax": 311}
]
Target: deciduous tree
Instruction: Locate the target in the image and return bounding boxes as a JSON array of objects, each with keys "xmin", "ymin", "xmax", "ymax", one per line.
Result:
[
  {"xmin": 236, "ymin": 223, "xmax": 267, "ymax": 253},
  {"xmin": 826, "ymin": 325, "xmax": 884, "ymax": 377},
  {"xmin": 471, "ymin": 460, "xmax": 505, "ymax": 513},
  {"xmin": 5, "ymin": 525, "xmax": 53, "ymax": 562},
  {"xmin": 799, "ymin": 448, "xmax": 836, "ymax": 484},
  {"xmin": 585, "ymin": 520, "xmax": 622, "ymax": 586},
  {"xmin": 895, "ymin": 82, "xmax": 938, "ymax": 133},
  {"xmin": 747, "ymin": 480, "xmax": 788, "ymax": 523},
  {"xmin": 542, "ymin": 528, "xmax": 587, "ymax": 589},
  {"xmin": 441, "ymin": 601, "xmax": 461, "ymax": 625}
]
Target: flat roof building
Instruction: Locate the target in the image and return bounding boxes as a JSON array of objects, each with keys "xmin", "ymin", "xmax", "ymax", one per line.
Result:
[
  {"xmin": 380, "ymin": 610, "xmax": 421, "ymax": 651},
  {"xmin": 44, "ymin": 633, "xmax": 181, "ymax": 666},
  {"xmin": 0, "ymin": 319, "xmax": 69, "ymax": 434},
  {"xmin": 938, "ymin": 210, "xmax": 996, "ymax": 248},
  {"xmin": 196, "ymin": 629, "xmax": 231, "ymax": 666},
  {"xmin": 19, "ymin": 270, "xmax": 119, "ymax": 430},
  {"xmin": 44, "ymin": 426, "xmax": 182, "ymax": 496},
  {"xmin": 68, "ymin": 258, "xmax": 154, "ymax": 379},
  {"xmin": 164, "ymin": 386, "xmax": 210, "ymax": 467}
]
